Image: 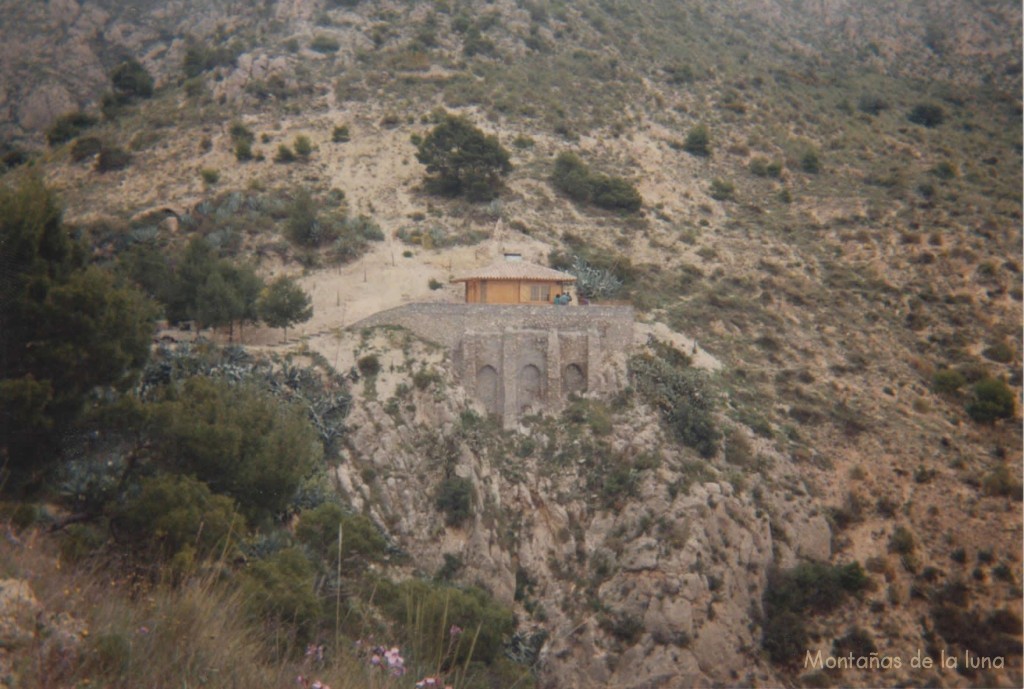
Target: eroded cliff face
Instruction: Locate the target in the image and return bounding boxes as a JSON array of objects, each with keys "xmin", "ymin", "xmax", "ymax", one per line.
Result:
[{"xmin": 326, "ymin": 328, "xmax": 830, "ymax": 688}]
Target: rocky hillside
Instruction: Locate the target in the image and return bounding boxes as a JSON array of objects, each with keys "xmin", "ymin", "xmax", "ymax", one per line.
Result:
[{"xmin": 1, "ymin": 1, "xmax": 1021, "ymax": 688}]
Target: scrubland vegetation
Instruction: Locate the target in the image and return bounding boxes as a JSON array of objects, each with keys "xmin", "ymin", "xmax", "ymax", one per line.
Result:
[{"xmin": 1, "ymin": 0, "xmax": 1021, "ymax": 687}]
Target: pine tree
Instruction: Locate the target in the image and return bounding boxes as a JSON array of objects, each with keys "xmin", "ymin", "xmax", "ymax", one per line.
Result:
[{"xmin": 258, "ymin": 275, "xmax": 312, "ymax": 342}]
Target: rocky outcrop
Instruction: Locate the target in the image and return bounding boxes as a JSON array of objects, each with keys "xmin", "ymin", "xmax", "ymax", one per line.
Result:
[
  {"xmin": 0, "ymin": 578, "xmax": 85, "ymax": 689},
  {"xmin": 331, "ymin": 330, "xmax": 829, "ymax": 688}
]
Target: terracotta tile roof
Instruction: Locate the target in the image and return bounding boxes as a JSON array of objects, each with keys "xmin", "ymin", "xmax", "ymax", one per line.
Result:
[{"xmin": 451, "ymin": 259, "xmax": 577, "ymax": 283}]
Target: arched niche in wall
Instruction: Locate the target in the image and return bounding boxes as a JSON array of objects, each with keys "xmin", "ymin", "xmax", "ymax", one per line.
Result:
[
  {"xmin": 517, "ymin": 364, "xmax": 542, "ymax": 413},
  {"xmin": 476, "ymin": 365, "xmax": 500, "ymax": 416},
  {"xmin": 563, "ymin": 363, "xmax": 587, "ymax": 396}
]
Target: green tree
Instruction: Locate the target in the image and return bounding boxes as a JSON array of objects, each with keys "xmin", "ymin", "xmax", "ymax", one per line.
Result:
[
  {"xmin": 0, "ymin": 175, "xmax": 155, "ymax": 480},
  {"xmin": 167, "ymin": 237, "xmax": 217, "ymax": 323},
  {"xmin": 295, "ymin": 503, "xmax": 388, "ymax": 569},
  {"xmin": 258, "ymin": 275, "xmax": 313, "ymax": 342},
  {"xmin": 193, "ymin": 269, "xmax": 243, "ymax": 335},
  {"xmin": 111, "ymin": 58, "xmax": 154, "ymax": 100},
  {"xmin": 152, "ymin": 377, "xmax": 321, "ymax": 523},
  {"xmin": 415, "ymin": 114, "xmax": 511, "ymax": 201},
  {"xmin": 222, "ymin": 263, "xmax": 264, "ymax": 342}
]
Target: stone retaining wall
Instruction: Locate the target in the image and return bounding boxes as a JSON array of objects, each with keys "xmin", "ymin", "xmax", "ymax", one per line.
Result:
[{"xmin": 350, "ymin": 304, "xmax": 634, "ymax": 429}]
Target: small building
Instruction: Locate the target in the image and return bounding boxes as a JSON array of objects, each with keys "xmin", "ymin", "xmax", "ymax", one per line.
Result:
[{"xmin": 451, "ymin": 253, "xmax": 576, "ymax": 305}]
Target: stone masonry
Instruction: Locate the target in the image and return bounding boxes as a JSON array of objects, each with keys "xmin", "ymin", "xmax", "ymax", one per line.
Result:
[{"xmin": 351, "ymin": 304, "xmax": 634, "ymax": 429}]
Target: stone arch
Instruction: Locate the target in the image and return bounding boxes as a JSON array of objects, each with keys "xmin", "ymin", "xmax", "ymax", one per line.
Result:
[
  {"xmin": 563, "ymin": 363, "xmax": 587, "ymax": 396},
  {"xmin": 517, "ymin": 364, "xmax": 543, "ymax": 413},
  {"xmin": 476, "ymin": 365, "xmax": 500, "ymax": 416}
]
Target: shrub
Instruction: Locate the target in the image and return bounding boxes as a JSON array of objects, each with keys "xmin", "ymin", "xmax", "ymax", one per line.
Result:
[
  {"xmin": 857, "ymin": 95, "xmax": 888, "ymax": 115},
  {"xmin": 551, "ymin": 152, "xmax": 642, "ymax": 212},
  {"xmin": 932, "ymin": 368, "xmax": 966, "ymax": 395},
  {"xmin": 284, "ymin": 189, "xmax": 336, "ymax": 247},
  {"xmin": 357, "ymin": 354, "xmax": 381, "ymax": 377},
  {"xmin": 415, "ymin": 113, "xmax": 512, "ymax": 201},
  {"xmin": 376, "ymin": 578, "xmax": 514, "ymax": 665},
  {"xmin": 435, "ymin": 476, "xmax": 473, "ymax": 526},
  {"xmin": 111, "ymin": 473, "xmax": 245, "ymax": 562},
  {"xmin": 762, "ymin": 561, "xmax": 869, "ymax": 665},
  {"xmin": 110, "ymin": 58, "xmax": 154, "ymax": 99},
  {"xmin": 275, "ymin": 144, "xmax": 296, "ymax": 163},
  {"xmin": 96, "ymin": 146, "xmax": 131, "ymax": 172},
  {"xmin": 345, "ymin": 214, "xmax": 384, "ymax": 241},
  {"xmin": 293, "ymin": 135, "xmax": 312, "ymax": 159},
  {"xmin": 183, "ymin": 43, "xmax": 239, "ymax": 78},
  {"xmin": 69, "ymin": 136, "xmax": 103, "ymax": 162},
  {"xmin": 682, "ymin": 125, "xmax": 710, "ymax": 157},
  {"xmin": 428, "ymin": 278, "xmax": 443, "ymax": 290},
  {"xmin": 234, "ymin": 140, "xmax": 253, "ymax": 161},
  {"xmin": 412, "ymin": 368, "xmax": 441, "ymax": 390},
  {"xmin": 981, "ymin": 464, "xmax": 1022, "ymax": 498},
  {"xmin": 310, "ymin": 35, "xmax": 340, "ymax": 53},
  {"xmin": 982, "ymin": 341, "xmax": 1014, "ymax": 363},
  {"xmin": 709, "ymin": 178, "xmax": 735, "ymax": 201},
  {"xmin": 724, "ymin": 428, "xmax": 754, "ymax": 467},
  {"xmin": 931, "ymin": 603, "xmax": 1021, "ymax": 658},
  {"xmin": 599, "ymin": 612, "xmax": 644, "ymax": 643},
  {"xmin": 229, "ymin": 122, "xmax": 255, "ymax": 145},
  {"xmin": 240, "ymin": 547, "xmax": 321, "ymax": 642},
  {"xmin": 833, "ymin": 628, "xmax": 877, "ymax": 657},
  {"xmin": 0, "ymin": 144, "xmax": 27, "ymax": 171},
  {"xmin": 295, "ymin": 503, "xmax": 388, "ymax": 567},
  {"xmin": 888, "ymin": 525, "xmax": 915, "ymax": 555},
  {"xmin": 761, "ymin": 610, "xmax": 806, "ymax": 666},
  {"xmin": 931, "ymin": 160, "xmax": 958, "ymax": 180},
  {"xmin": 800, "ymin": 149, "xmax": 821, "ymax": 173},
  {"xmin": 907, "ymin": 103, "xmax": 945, "ymax": 127},
  {"xmin": 590, "ymin": 174, "xmax": 642, "ymax": 212},
  {"xmin": 46, "ymin": 111, "xmax": 98, "ymax": 146},
  {"xmin": 151, "ymin": 377, "xmax": 321, "ymax": 524},
  {"xmin": 630, "ymin": 346, "xmax": 719, "ymax": 457},
  {"xmin": 965, "ymin": 377, "xmax": 1016, "ymax": 423},
  {"xmin": 331, "ymin": 124, "xmax": 350, "ymax": 142},
  {"xmin": 200, "ymin": 168, "xmax": 220, "ymax": 185},
  {"xmin": 749, "ymin": 157, "xmax": 783, "ymax": 178}
]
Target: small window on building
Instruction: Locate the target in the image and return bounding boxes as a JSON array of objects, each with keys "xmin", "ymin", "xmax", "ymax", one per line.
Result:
[{"xmin": 530, "ymin": 284, "xmax": 550, "ymax": 302}]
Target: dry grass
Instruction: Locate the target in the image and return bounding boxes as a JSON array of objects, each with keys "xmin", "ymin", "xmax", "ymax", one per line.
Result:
[{"xmin": 0, "ymin": 528, "xmax": 372, "ymax": 689}]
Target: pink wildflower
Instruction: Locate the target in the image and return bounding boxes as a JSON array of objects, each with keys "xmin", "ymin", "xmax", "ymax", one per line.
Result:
[{"xmin": 384, "ymin": 646, "xmax": 406, "ymax": 676}]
